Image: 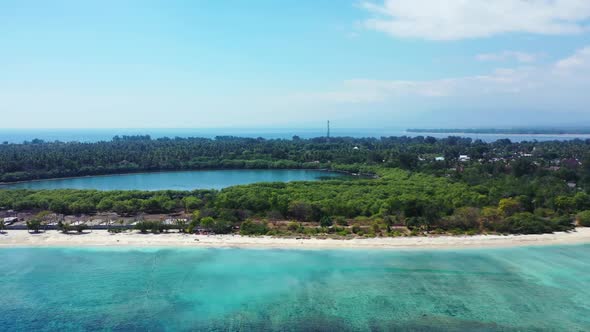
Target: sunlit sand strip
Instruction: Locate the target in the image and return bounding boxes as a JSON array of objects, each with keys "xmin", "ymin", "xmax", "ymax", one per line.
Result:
[{"xmin": 0, "ymin": 228, "xmax": 589, "ymax": 250}]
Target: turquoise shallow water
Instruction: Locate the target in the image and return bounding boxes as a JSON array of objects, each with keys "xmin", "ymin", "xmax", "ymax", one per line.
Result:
[
  {"xmin": 0, "ymin": 169, "xmax": 341, "ymax": 191},
  {"xmin": 0, "ymin": 245, "xmax": 589, "ymax": 331}
]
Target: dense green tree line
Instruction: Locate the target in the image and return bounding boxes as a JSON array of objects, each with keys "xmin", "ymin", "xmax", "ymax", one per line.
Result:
[
  {"xmin": 0, "ymin": 189, "xmax": 213, "ymax": 215},
  {"xmin": 2, "ymin": 135, "xmax": 590, "ymax": 235},
  {"xmin": 0, "ymin": 168, "xmax": 585, "ymax": 234},
  {"xmin": 2, "ymin": 135, "xmax": 590, "ymax": 184}
]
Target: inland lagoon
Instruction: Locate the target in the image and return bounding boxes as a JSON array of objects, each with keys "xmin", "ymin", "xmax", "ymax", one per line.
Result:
[
  {"xmin": 0, "ymin": 245, "xmax": 588, "ymax": 331},
  {"xmin": 0, "ymin": 169, "xmax": 343, "ymax": 191}
]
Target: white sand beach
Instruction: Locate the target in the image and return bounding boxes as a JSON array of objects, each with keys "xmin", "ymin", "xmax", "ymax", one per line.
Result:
[{"xmin": 0, "ymin": 228, "xmax": 589, "ymax": 250}]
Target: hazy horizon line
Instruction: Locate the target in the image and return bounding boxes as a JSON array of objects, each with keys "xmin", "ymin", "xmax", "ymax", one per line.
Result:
[{"xmin": 2, "ymin": 125, "xmax": 590, "ymax": 130}]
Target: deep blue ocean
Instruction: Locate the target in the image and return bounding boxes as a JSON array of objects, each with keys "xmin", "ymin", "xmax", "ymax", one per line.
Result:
[
  {"xmin": 0, "ymin": 245, "xmax": 588, "ymax": 331},
  {"xmin": 2, "ymin": 128, "xmax": 590, "ymax": 143}
]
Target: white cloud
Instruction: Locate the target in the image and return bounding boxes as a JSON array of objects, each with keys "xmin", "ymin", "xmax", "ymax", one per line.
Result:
[
  {"xmin": 301, "ymin": 68, "xmax": 535, "ymax": 103},
  {"xmin": 555, "ymin": 46, "xmax": 590, "ymax": 70},
  {"xmin": 361, "ymin": 0, "xmax": 590, "ymax": 40},
  {"xmin": 476, "ymin": 51, "xmax": 539, "ymax": 63},
  {"xmin": 296, "ymin": 46, "xmax": 590, "ymax": 104}
]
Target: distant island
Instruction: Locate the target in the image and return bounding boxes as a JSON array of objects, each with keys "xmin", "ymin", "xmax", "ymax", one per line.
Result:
[{"xmin": 407, "ymin": 128, "xmax": 590, "ymax": 135}]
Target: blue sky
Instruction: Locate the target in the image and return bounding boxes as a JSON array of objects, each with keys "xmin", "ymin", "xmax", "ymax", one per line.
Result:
[{"xmin": 1, "ymin": 0, "xmax": 590, "ymax": 129}]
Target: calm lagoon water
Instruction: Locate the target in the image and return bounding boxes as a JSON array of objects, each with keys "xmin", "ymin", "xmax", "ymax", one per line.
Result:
[
  {"xmin": 0, "ymin": 245, "xmax": 588, "ymax": 331},
  {"xmin": 0, "ymin": 169, "xmax": 342, "ymax": 191}
]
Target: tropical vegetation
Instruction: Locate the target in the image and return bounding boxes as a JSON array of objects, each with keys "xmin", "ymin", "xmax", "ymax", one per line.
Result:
[{"xmin": 2, "ymin": 135, "xmax": 590, "ymax": 235}]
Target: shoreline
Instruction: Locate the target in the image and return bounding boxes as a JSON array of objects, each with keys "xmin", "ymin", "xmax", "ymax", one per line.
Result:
[{"xmin": 1, "ymin": 228, "xmax": 589, "ymax": 250}]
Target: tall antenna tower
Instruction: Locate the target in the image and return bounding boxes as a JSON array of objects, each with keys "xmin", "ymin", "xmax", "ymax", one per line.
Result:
[{"xmin": 327, "ymin": 120, "xmax": 330, "ymax": 139}]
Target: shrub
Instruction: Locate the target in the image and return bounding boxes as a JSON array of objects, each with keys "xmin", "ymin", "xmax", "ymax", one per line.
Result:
[
  {"xmin": 288, "ymin": 201, "xmax": 313, "ymax": 221},
  {"xmin": 266, "ymin": 210, "xmax": 284, "ymax": 220},
  {"xmin": 499, "ymin": 212, "xmax": 554, "ymax": 234},
  {"xmin": 58, "ymin": 221, "xmax": 71, "ymax": 233},
  {"xmin": 534, "ymin": 208, "xmax": 555, "ymax": 218},
  {"xmin": 303, "ymin": 227, "xmax": 318, "ymax": 236},
  {"xmin": 240, "ymin": 220, "xmax": 269, "ymax": 235},
  {"xmin": 438, "ymin": 208, "xmax": 480, "ymax": 231},
  {"xmin": 552, "ymin": 216, "xmax": 574, "ymax": 231},
  {"xmin": 353, "ymin": 216, "xmax": 371, "ymax": 224},
  {"xmin": 320, "ymin": 216, "xmax": 333, "ymax": 227},
  {"xmin": 287, "ymin": 222, "xmax": 301, "ymax": 232},
  {"xmin": 351, "ymin": 224, "xmax": 362, "ymax": 234},
  {"xmin": 212, "ymin": 219, "xmax": 233, "ymax": 234},
  {"xmin": 334, "ymin": 216, "xmax": 348, "ymax": 226},
  {"xmin": 135, "ymin": 221, "xmax": 148, "ymax": 233},
  {"xmin": 337, "ymin": 230, "xmax": 351, "ymax": 237},
  {"xmin": 182, "ymin": 196, "xmax": 202, "ymax": 212},
  {"xmin": 405, "ymin": 217, "xmax": 429, "ymax": 231},
  {"xmin": 75, "ymin": 224, "xmax": 88, "ymax": 233},
  {"xmin": 481, "ymin": 206, "xmax": 502, "ymax": 230},
  {"xmin": 265, "ymin": 229, "xmax": 279, "ymax": 236},
  {"xmin": 329, "ymin": 226, "xmax": 344, "ymax": 234},
  {"xmin": 371, "ymin": 221, "xmax": 382, "ymax": 234},
  {"xmin": 200, "ymin": 217, "xmax": 215, "ymax": 230},
  {"xmin": 135, "ymin": 221, "xmax": 165, "ymax": 234},
  {"xmin": 449, "ymin": 228, "xmax": 464, "ymax": 236},
  {"xmin": 498, "ymin": 198, "xmax": 522, "ymax": 217},
  {"xmin": 576, "ymin": 211, "xmax": 590, "ymax": 227},
  {"xmin": 390, "ymin": 230, "xmax": 404, "ymax": 237},
  {"xmin": 26, "ymin": 219, "xmax": 42, "ymax": 233}
]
